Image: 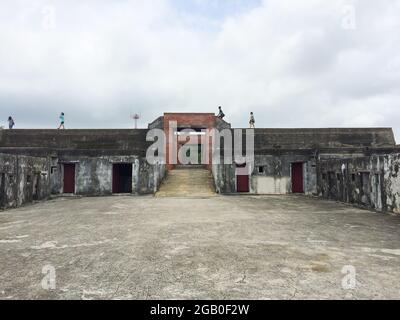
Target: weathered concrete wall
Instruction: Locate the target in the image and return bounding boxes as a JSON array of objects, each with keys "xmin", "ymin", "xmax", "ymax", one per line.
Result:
[
  {"xmin": 1, "ymin": 150, "xmax": 166, "ymax": 208},
  {"xmin": 136, "ymin": 159, "xmax": 166, "ymax": 194},
  {"xmin": 52, "ymin": 156, "xmax": 165, "ymax": 196},
  {"xmin": 50, "ymin": 157, "xmax": 62, "ymax": 194},
  {"xmin": 317, "ymin": 154, "xmax": 400, "ymax": 213},
  {"xmin": 0, "ymin": 129, "xmax": 152, "ymax": 157},
  {"xmin": 212, "ymin": 154, "xmax": 318, "ymax": 195},
  {"xmin": 148, "ymin": 116, "xmax": 164, "ymax": 130},
  {"xmin": 210, "ymin": 127, "xmax": 396, "ymax": 194},
  {"xmin": 0, "ymin": 127, "xmax": 397, "ymax": 203},
  {"xmin": 74, "ymin": 157, "xmax": 113, "ymax": 196},
  {"xmin": 251, "ymin": 155, "xmax": 317, "ymax": 195},
  {"xmin": 0, "ymin": 153, "xmax": 51, "ymax": 209},
  {"xmin": 52, "ymin": 155, "xmax": 166, "ymax": 196},
  {"xmin": 149, "ymin": 114, "xmax": 232, "ymax": 131},
  {"xmin": 212, "ymin": 164, "xmax": 236, "ymax": 193},
  {"xmin": 0, "ymin": 154, "xmax": 17, "ymax": 208},
  {"xmin": 385, "ymin": 154, "xmax": 400, "ymax": 213},
  {"xmin": 254, "ymin": 128, "xmax": 396, "ymax": 150}
]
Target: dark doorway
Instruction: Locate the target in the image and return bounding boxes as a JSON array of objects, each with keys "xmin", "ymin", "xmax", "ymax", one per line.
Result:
[
  {"xmin": 291, "ymin": 163, "xmax": 304, "ymax": 193},
  {"xmin": 185, "ymin": 144, "xmax": 202, "ymax": 165},
  {"xmin": 236, "ymin": 163, "xmax": 249, "ymax": 193},
  {"xmin": 113, "ymin": 164, "xmax": 133, "ymax": 194},
  {"xmin": 177, "ymin": 143, "xmax": 202, "ymax": 165},
  {"xmin": 63, "ymin": 164, "xmax": 76, "ymax": 194},
  {"xmin": 328, "ymin": 171, "xmax": 337, "ymax": 197}
]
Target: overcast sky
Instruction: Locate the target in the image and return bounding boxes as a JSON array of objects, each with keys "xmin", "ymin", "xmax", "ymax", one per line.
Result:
[{"xmin": 0, "ymin": 0, "xmax": 399, "ymax": 142}]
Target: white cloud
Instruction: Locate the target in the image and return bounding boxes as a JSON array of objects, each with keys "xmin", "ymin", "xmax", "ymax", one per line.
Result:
[{"xmin": 0, "ymin": 0, "xmax": 399, "ymax": 142}]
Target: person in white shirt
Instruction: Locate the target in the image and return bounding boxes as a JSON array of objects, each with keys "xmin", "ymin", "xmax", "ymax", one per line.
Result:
[{"xmin": 249, "ymin": 112, "xmax": 255, "ymax": 128}]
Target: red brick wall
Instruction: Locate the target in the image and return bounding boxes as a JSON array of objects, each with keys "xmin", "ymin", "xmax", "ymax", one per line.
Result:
[{"xmin": 163, "ymin": 113, "xmax": 217, "ymax": 170}]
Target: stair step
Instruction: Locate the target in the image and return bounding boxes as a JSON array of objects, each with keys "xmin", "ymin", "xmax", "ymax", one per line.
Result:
[
  {"xmin": 156, "ymin": 168, "xmax": 216, "ymax": 198},
  {"xmin": 175, "ymin": 165, "xmax": 206, "ymax": 169}
]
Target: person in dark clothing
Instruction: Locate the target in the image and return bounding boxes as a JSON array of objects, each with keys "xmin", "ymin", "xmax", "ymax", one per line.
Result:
[
  {"xmin": 217, "ymin": 106, "xmax": 225, "ymax": 119},
  {"xmin": 8, "ymin": 116, "xmax": 15, "ymax": 129},
  {"xmin": 249, "ymin": 112, "xmax": 255, "ymax": 128}
]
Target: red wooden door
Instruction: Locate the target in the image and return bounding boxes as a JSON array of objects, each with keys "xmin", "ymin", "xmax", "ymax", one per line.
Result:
[
  {"xmin": 237, "ymin": 175, "xmax": 249, "ymax": 193},
  {"xmin": 63, "ymin": 164, "xmax": 75, "ymax": 194},
  {"xmin": 291, "ymin": 163, "xmax": 304, "ymax": 193}
]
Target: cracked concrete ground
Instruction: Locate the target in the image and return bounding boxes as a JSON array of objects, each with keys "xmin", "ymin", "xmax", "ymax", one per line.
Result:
[{"xmin": 1, "ymin": 195, "xmax": 400, "ymax": 300}]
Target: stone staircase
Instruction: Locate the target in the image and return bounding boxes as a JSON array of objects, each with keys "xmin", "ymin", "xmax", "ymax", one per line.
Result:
[{"xmin": 156, "ymin": 166, "xmax": 216, "ymax": 197}]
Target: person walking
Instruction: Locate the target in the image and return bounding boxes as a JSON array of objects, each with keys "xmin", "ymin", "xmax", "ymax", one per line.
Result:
[
  {"xmin": 8, "ymin": 116, "xmax": 15, "ymax": 129},
  {"xmin": 217, "ymin": 106, "xmax": 225, "ymax": 119},
  {"xmin": 58, "ymin": 112, "xmax": 65, "ymax": 129},
  {"xmin": 249, "ymin": 112, "xmax": 255, "ymax": 128}
]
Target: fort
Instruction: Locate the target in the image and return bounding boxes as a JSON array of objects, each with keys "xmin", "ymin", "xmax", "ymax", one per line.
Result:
[
  {"xmin": 0, "ymin": 112, "xmax": 399, "ymax": 213},
  {"xmin": 2, "ymin": 112, "xmax": 400, "ymax": 299}
]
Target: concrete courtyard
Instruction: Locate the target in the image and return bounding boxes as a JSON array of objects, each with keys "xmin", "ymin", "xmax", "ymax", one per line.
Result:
[{"xmin": 1, "ymin": 195, "xmax": 400, "ymax": 300}]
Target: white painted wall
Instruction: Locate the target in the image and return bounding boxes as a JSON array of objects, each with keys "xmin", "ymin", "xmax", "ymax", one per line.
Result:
[{"xmin": 252, "ymin": 176, "xmax": 291, "ymax": 194}]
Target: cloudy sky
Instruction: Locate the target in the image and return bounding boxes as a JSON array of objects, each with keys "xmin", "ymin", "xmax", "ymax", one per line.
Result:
[{"xmin": 0, "ymin": 0, "xmax": 399, "ymax": 141}]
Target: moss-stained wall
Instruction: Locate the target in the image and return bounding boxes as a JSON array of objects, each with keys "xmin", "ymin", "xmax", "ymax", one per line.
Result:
[
  {"xmin": 384, "ymin": 154, "xmax": 400, "ymax": 213},
  {"xmin": 212, "ymin": 154, "xmax": 318, "ymax": 195},
  {"xmin": 317, "ymin": 154, "xmax": 400, "ymax": 213},
  {"xmin": 55, "ymin": 156, "xmax": 166, "ymax": 196},
  {"xmin": 252, "ymin": 155, "xmax": 317, "ymax": 195},
  {"xmin": 212, "ymin": 163, "xmax": 235, "ymax": 193},
  {"xmin": 1, "ymin": 153, "xmax": 166, "ymax": 209},
  {"xmin": 0, "ymin": 153, "xmax": 51, "ymax": 209}
]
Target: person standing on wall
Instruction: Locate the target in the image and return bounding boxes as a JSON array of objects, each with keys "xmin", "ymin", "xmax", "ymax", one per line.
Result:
[
  {"xmin": 58, "ymin": 112, "xmax": 65, "ymax": 129},
  {"xmin": 217, "ymin": 106, "xmax": 225, "ymax": 119},
  {"xmin": 8, "ymin": 116, "xmax": 15, "ymax": 129},
  {"xmin": 249, "ymin": 112, "xmax": 255, "ymax": 128}
]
